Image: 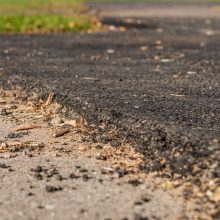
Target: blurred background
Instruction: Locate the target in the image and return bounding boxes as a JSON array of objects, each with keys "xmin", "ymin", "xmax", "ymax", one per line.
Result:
[
  {"xmin": 0, "ymin": 0, "xmax": 98, "ymax": 33},
  {"xmin": 0, "ymin": 0, "xmax": 219, "ymax": 33}
]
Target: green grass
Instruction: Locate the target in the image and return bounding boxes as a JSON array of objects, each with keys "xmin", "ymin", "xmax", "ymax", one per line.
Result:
[
  {"xmin": 0, "ymin": 14, "xmax": 95, "ymax": 33},
  {"xmin": 0, "ymin": 0, "xmax": 101, "ymax": 33}
]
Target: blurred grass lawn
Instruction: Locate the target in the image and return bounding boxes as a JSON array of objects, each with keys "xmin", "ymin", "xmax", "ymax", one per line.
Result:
[
  {"xmin": 0, "ymin": 0, "xmax": 101, "ymax": 33},
  {"xmin": 0, "ymin": 0, "xmax": 219, "ymax": 33}
]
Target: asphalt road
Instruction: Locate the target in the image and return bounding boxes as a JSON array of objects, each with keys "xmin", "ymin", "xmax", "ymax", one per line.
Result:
[{"xmin": 0, "ymin": 16, "xmax": 220, "ymax": 179}]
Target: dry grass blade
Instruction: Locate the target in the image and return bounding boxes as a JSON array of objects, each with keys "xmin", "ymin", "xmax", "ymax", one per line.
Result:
[
  {"xmin": 11, "ymin": 123, "xmax": 41, "ymax": 132},
  {"xmin": 45, "ymin": 92, "xmax": 55, "ymax": 106}
]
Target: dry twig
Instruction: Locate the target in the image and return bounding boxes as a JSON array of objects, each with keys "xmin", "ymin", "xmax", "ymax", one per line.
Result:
[
  {"xmin": 11, "ymin": 123, "xmax": 41, "ymax": 132},
  {"xmin": 53, "ymin": 128, "xmax": 70, "ymax": 138}
]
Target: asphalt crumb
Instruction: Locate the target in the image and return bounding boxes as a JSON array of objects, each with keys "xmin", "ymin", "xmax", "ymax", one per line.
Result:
[
  {"xmin": 7, "ymin": 131, "xmax": 29, "ymax": 139},
  {"xmin": 127, "ymin": 179, "xmax": 143, "ymax": 187},
  {"xmin": 45, "ymin": 185, "xmax": 63, "ymax": 193},
  {"xmin": 0, "ymin": 163, "xmax": 10, "ymax": 169}
]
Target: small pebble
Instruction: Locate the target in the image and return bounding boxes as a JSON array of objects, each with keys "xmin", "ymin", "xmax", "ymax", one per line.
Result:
[
  {"xmin": 51, "ymin": 117, "xmax": 64, "ymax": 125},
  {"xmin": 0, "ymin": 108, "xmax": 7, "ymax": 116},
  {"xmin": 110, "ymin": 140, "xmax": 120, "ymax": 148},
  {"xmin": 96, "ymin": 154, "xmax": 107, "ymax": 161},
  {"xmin": 0, "ymin": 163, "xmax": 9, "ymax": 169}
]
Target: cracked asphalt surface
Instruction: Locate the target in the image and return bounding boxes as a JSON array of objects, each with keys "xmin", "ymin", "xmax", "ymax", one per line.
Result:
[{"xmin": 0, "ymin": 15, "xmax": 220, "ymax": 179}]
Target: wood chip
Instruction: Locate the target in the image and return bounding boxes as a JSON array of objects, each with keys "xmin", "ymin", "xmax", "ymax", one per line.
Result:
[
  {"xmin": 11, "ymin": 123, "xmax": 41, "ymax": 132},
  {"xmin": 45, "ymin": 92, "xmax": 55, "ymax": 106},
  {"xmin": 53, "ymin": 128, "xmax": 70, "ymax": 138},
  {"xmin": 0, "ymin": 100, "xmax": 6, "ymax": 104},
  {"xmin": 161, "ymin": 181, "xmax": 174, "ymax": 190}
]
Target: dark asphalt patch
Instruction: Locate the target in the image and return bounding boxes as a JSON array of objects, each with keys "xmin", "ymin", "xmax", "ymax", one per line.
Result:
[{"xmin": 0, "ymin": 18, "xmax": 219, "ymax": 179}]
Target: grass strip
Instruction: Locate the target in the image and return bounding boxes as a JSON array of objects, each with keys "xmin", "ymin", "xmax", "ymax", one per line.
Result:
[
  {"xmin": 0, "ymin": 0, "xmax": 102, "ymax": 33},
  {"xmin": 0, "ymin": 14, "xmax": 99, "ymax": 33}
]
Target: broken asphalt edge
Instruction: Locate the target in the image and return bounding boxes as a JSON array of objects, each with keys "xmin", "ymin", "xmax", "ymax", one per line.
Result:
[{"xmin": 0, "ymin": 74, "xmax": 219, "ymax": 178}]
